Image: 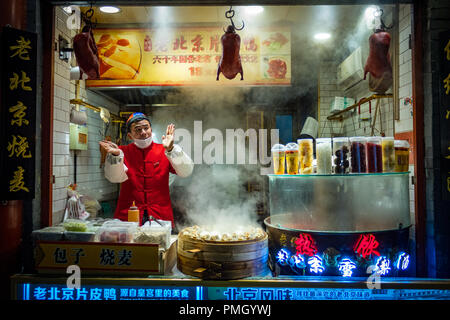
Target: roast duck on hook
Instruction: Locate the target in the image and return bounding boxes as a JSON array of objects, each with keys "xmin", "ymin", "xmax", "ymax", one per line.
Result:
[
  {"xmin": 73, "ymin": 8, "xmax": 100, "ymax": 80},
  {"xmin": 216, "ymin": 6, "xmax": 244, "ymax": 81},
  {"xmin": 363, "ymin": 9, "xmax": 393, "ymax": 94}
]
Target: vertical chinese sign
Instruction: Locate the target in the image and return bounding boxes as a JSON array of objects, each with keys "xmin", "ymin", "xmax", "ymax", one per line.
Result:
[
  {"xmin": 439, "ymin": 31, "xmax": 450, "ymax": 203},
  {"xmin": 0, "ymin": 27, "xmax": 37, "ymax": 200}
]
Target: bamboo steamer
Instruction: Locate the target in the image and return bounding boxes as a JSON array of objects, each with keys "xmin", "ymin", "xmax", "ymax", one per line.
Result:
[{"xmin": 177, "ymin": 229, "xmax": 269, "ymax": 280}]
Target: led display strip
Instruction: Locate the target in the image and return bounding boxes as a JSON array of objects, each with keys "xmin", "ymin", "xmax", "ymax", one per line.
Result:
[{"xmin": 16, "ymin": 282, "xmax": 450, "ymax": 301}]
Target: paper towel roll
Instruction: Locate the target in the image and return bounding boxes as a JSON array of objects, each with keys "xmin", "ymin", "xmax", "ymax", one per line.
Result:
[
  {"xmin": 70, "ymin": 66, "xmax": 89, "ymax": 80},
  {"xmin": 70, "ymin": 109, "xmax": 87, "ymax": 125},
  {"xmin": 70, "ymin": 66, "xmax": 81, "ymax": 80}
]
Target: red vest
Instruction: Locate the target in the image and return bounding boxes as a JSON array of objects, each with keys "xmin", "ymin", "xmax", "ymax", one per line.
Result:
[{"xmin": 114, "ymin": 142, "xmax": 176, "ymax": 224}]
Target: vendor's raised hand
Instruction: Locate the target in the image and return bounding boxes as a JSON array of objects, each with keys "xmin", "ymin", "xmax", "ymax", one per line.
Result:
[
  {"xmin": 99, "ymin": 140, "xmax": 120, "ymax": 156},
  {"xmin": 162, "ymin": 123, "xmax": 175, "ymax": 152}
]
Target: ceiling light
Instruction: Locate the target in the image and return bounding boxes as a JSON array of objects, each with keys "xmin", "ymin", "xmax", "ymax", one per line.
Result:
[
  {"xmin": 99, "ymin": 6, "xmax": 121, "ymax": 14},
  {"xmin": 364, "ymin": 5, "xmax": 380, "ymax": 20},
  {"xmin": 314, "ymin": 33, "xmax": 331, "ymax": 41},
  {"xmin": 244, "ymin": 6, "xmax": 264, "ymax": 15},
  {"xmin": 364, "ymin": 5, "xmax": 381, "ymax": 29},
  {"xmin": 62, "ymin": 6, "xmax": 73, "ymax": 14}
]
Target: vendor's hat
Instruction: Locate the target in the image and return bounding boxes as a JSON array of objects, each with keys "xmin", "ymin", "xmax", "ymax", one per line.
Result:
[{"xmin": 126, "ymin": 112, "xmax": 151, "ymax": 132}]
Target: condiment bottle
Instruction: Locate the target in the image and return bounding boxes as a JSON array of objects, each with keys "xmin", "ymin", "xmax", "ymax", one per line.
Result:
[{"xmin": 128, "ymin": 201, "xmax": 140, "ymax": 223}]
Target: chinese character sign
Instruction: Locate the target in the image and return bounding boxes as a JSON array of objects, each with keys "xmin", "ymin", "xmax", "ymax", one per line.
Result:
[
  {"xmin": 439, "ymin": 31, "xmax": 450, "ymax": 202},
  {"xmin": 87, "ymin": 27, "xmax": 291, "ymax": 87},
  {"xmin": 0, "ymin": 27, "xmax": 37, "ymax": 199},
  {"xmin": 35, "ymin": 242, "xmax": 159, "ymax": 275},
  {"xmin": 294, "ymin": 233, "xmax": 318, "ymax": 257},
  {"xmin": 354, "ymin": 234, "xmax": 380, "ymax": 259}
]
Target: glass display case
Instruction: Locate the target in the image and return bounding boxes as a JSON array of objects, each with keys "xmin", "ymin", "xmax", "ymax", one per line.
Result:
[{"xmin": 264, "ymin": 173, "xmax": 412, "ymax": 277}]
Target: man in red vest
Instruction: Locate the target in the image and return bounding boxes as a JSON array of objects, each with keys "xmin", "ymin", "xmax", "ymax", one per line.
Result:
[{"xmin": 99, "ymin": 112, "xmax": 193, "ymax": 225}]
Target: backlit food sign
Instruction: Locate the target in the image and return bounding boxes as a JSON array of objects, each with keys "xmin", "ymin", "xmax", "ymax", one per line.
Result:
[{"xmin": 86, "ymin": 27, "xmax": 291, "ymax": 87}]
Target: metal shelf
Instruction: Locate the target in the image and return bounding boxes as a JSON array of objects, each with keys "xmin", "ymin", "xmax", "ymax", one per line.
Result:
[
  {"xmin": 326, "ymin": 93, "xmax": 393, "ymax": 121},
  {"xmin": 70, "ymin": 98, "xmax": 125, "ymax": 123}
]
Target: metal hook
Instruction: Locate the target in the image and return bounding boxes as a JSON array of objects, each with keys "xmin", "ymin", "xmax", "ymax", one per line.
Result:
[
  {"xmin": 374, "ymin": 8, "xmax": 393, "ymax": 31},
  {"xmin": 80, "ymin": 2, "xmax": 96, "ymax": 30},
  {"xmin": 224, "ymin": 5, "xmax": 244, "ymax": 31}
]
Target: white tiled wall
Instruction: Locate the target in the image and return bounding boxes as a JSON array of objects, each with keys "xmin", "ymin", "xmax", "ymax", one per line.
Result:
[
  {"xmin": 318, "ymin": 61, "xmax": 344, "ymax": 137},
  {"xmin": 396, "ymin": 4, "xmax": 414, "ymax": 134},
  {"xmin": 318, "ymin": 5, "xmax": 413, "ymax": 139},
  {"xmin": 317, "ymin": 5, "xmax": 415, "ymax": 240},
  {"xmin": 52, "ymin": 7, "xmax": 121, "ymax": 224}
]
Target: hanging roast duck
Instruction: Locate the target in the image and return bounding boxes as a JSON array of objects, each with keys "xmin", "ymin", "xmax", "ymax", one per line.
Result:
[
  {"xmin": 363, "ymin": 9, "xmax": 393, "ymax": 93},
  {"xmin": 216, "ymin": 6, "xmax": 244, "ymax": 81},
  {"xmin": 73, "ymin": 8, "xmax": 100, "ymax": 80}
]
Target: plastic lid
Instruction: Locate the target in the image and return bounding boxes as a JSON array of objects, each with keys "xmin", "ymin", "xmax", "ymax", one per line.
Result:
[
  {"xmin": 285, "ymin": 142, "xmax": 299, "ymax": 151},
  {"xmin": 316, "ymin": 137, "xmax": 331, "ymax": 142},
  {"xmin": 366, "ymin": 136, "xmax": 381, "ymax": 142},
  {"xmin": 382, "ymin": 136, "xmax": 394, "ymax": 140},
  {"xmin": 394, "ymin": 140, "xmax": 410, "ymax": 148},
  {"xmin": 349, "ymin": 136, "xmax": 367, "ymax": 142},
  {"xmin": 271, "ymin": 144, "xmax": 286, "ymax": 152},
  {"xmin": 333, "ymin": 137, "xmax": 349, "ymax": 142}
]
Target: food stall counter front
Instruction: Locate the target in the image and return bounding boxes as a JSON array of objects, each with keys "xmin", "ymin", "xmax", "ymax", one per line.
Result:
[{"xmin": 10, "ymin": 272, "xmax": 450, "ymax": 301}]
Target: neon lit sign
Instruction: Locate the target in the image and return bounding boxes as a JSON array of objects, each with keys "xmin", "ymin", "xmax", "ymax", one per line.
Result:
[
  {"xmin": 21, "ymin": 284, "xmax": 195, "ymax": 300},
  {"xmin": 395, "ymin": 252, "xmax": 410, "ymax": 271},
  {"xmin": 276, "ymin": 249, "xmax": 290, "ymax": 266},
  {"xmin": 295, "ymin": 233, "xmax": 318, "ymax": 257},
  {"xmin": 17, "ymin": 283, "xmax": 450, "ymax": 301},
  {"xmin": 307, "ymin": 255, "xmax": 325, "ymax": 274},
  {"xmin": 374, "ymin": 256, "xmax": 391, "ymax": 275},
  {"xmin": 338, "ymin": 258, "xmax": 357, "ymax": 277},
  {"xmin": 273, "ymin": 233, "xmax": 410, "ymax": 277},
  {"xmin": 354, "ymin": 234, "xmax": 380, "ymax": 259},
  {"xmin": 288, "ymin": 254, "xmax": 305, "ymax": 269}
]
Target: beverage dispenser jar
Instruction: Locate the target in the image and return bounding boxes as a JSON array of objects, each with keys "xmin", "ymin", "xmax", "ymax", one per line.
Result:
[
  {"xmin": 366, "ymin": 136, "xmax": 383, "ymax": 173},
  {"xmin": 297, "ymin": 139, "xmax": 314, "ymax": 174},
  {"xmin": 332, "ymin": 137, "xmax": 350, "ymax": 174},
  {"xmin": 271, "ymin": 144, "xmax": 286, "ymax": 175},
  {"xmin": 382, "ymin": 137, "xmax": 395, "ymax": 172},
  {"xmin": 316, "ymin": 138, "xmax": 332, "ymax": 174},
  {"xmin": 285, "ymin": 142, "xmax": 299, "ymax": 175},
  {"xmin": 394, "ymin": 140, "xmax": 410, "ymax": 172},
  {"xmin": 350, "ymin": 136, "xmax": 367, "ymax": 173}
]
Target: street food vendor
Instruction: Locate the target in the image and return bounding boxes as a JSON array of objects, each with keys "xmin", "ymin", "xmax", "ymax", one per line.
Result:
[{"xmin": 98, "ymin": 112, "xmax": 194, "ymax": 225}]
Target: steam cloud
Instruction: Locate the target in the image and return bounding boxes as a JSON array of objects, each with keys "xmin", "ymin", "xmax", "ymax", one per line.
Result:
[
  {"xmin": 117, "ymin": 4, "xmax": 395, "ymax": 232},
  {"xmin": 148, "ymin": 87, "xmax": 266, "ymax": 232}
]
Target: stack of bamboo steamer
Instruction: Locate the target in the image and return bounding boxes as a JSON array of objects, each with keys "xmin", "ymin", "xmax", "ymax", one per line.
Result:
[{"xmin": 177, "ymin": 228, "xmax": 268, "ymax": 280}]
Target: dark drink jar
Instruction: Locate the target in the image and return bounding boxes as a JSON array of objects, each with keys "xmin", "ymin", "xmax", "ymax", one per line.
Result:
[
  {"xmin": 350, "ymin": 136, "xmax": 367, "ymax": 173},
  {"xmin": 332, "ymin": 137, "xmax": 350, "ymax": 174},
  {"xmin": 366, "ymin": 136, "xmax": 382, "ymax": 173}
]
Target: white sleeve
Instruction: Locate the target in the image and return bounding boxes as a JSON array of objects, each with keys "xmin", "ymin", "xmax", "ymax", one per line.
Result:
[
  {"xmin": 104, "ymin": 149, "xmax": 128, "ymax": 183},
  {"xmin": 165, "ymin": 144, "xmax": 194, "ymax": 178},
  {"xmin": 169, "ymin": 173, "xmax": 176, "ymax": 187}
]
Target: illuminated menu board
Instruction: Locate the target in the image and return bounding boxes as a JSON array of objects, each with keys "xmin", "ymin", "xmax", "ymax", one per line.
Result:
[{"xmin": 86, "ymin": 26, "xmax": 291, "ymax": 87}]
